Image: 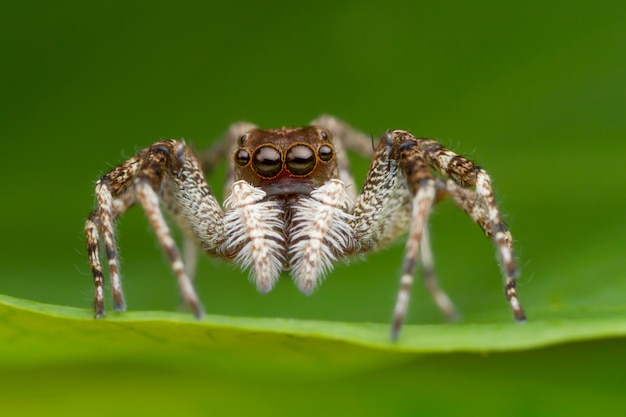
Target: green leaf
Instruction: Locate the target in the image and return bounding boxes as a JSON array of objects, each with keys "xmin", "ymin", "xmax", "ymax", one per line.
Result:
[
  {"xmin": 2, "ymin": 1, "xmax": 626, "ymax": 416},
  {"xmin": 1, "ymin": 293, "xmax": 625, "ymax": 372},
  {"xmin": 1, "ymin": 294, "xmax": 625, "ymax": 416}
]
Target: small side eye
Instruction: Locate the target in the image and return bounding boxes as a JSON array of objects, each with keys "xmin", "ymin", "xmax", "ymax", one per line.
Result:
[
  {"xmin": 239, "ymin": 135, "xmax": 248, "ymax": 146},
  {"xmin": 234, "ymin": 149, "xmax": 251, "ymax": 166},
  {"xmin": 320, "ymin": 130, "xmax": 329, "ymax": 140},
  {"xmin": 318, "ymin": 145, "xmax": 333, "ymax": 162}
]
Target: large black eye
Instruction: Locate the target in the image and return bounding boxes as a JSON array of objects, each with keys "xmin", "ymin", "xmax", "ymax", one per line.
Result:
[
  {"xmin": 234, "ymin": 149, "xmax": 250, "ymax": 166},
  {"xmin": 318, "ymin": 145, "xmax": 333, "ymax": 162},
  {"xmin": 286, "ymin": 144, "xmax": 316, "ymax": 176},
  {"xmin": 252, "ymin": 145, "xmax": 282, "ymax": 177}
]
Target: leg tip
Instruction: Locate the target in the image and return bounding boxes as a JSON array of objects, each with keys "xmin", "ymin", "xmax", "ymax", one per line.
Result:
[
  {"xmin": 390, "ymin": 317, "xmax": 403, "ymax": 342},
  {"xmin": 515, "ymin": 313, "xmax": 527, "ymax": 323},
  {"xmin": 113, "ymin": 292, "xmax": 126, "ymax": 312},
  {"xmin": 94, "ymin": 301, "xmax": 105, "ymax": 319},
  {"xmin": 446, "ymin": 310, "xmax": 462, "ymax": 323},
  {"xmin": 113, "ymin": 301, "xmax": 127, "ymax": 313},
  {"xmin": 390, "ymin": 329, "xmax": 400, "ymax": 342},
  {"xmin": 193, "ymin": 308, "xmax": 205, "ymax": 320},
  {"xmin": 190, "ymin": 301, "xmax": 205, "ymax": 320}
]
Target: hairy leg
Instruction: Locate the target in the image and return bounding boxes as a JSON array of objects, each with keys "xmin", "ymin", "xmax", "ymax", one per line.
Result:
[
  {"xmin": 420, "ymin": 226, "xmax": 459, "ymax": 321},
  {"xmin": 419, "ymin": 140, "xmax": 526, "ymax": 322},
  {"xmin": 86, "ymin": 140, "xmax": 225, "ymax": 318}
]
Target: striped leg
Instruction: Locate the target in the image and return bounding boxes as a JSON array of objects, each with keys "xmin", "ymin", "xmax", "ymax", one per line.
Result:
[
  {"xmin": 389, "ymin": 131, "xmax": 441, "ymax": 340},
  {"xmin": 95, "ymin": 181, "xmax": 125, "ymax": 312},
  {"xmin": 85, "ymin": 154, "xmax": 143, "ymax": 317},
  {"xmin": 85, "ymin": 214, "xmax": 106, "ymax": 317},
  {"xmin": 86, "ymin": 186, "xmax": 139, "ymax": 316},
  {"xmin": 136, "ymin": 180, "xmax": 204, "ymax": 318},
  {"xmin": 310, "ymin": 114, "xmax": 374, "ymax": 157},
  {"xmin": 420, "ymin": 140, "xmax": 526, "ymax": 322},
  {"xmin": 86, "ymin": 140, "xmax": 224, "ymax": 319},
  {"xmin": 391, "ymin": 178, "xmax": 436, "ymax": 340},
  {"xmin": 311, "ymin": 115, "xmax": 374, "ymax": 201},
  {"xmin": 420, "ymin": 226, "xmax": 459, "ymax": 322}
]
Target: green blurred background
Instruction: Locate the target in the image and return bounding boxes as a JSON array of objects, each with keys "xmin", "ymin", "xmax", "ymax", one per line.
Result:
[{"xmin": 1, "ymin": 1, "xmax": 625, "ymax": 415}]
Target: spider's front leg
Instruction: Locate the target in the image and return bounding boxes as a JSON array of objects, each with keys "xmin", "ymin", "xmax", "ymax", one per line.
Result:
[
  {"xmin": 386, "ymin": 132, "xmax": 442, "ymax": 339},
  {"xmin": 351, "ymin": 131, "xmax": 455, "ymax": 339},
  {"xmin": 85, "ymin": 140, "xmax": 225, "ymax": 318},
  {"xmin": 416, "ymin": 136, "xmax": 526, "ymax": 323},
  {"xmin": 388, "ymin": 130, "xmax": 526, "ymax": 338}
]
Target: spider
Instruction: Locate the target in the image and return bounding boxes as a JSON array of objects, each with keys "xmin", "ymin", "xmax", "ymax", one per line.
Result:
[{"xmin": 85, "ymin": 115, "xmax": 526, "ymax": 340}]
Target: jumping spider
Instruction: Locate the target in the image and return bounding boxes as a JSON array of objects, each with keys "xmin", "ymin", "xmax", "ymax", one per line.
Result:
[{"xmin": 85, "ymin": 115, "xmax": 526, "ymax": 339}]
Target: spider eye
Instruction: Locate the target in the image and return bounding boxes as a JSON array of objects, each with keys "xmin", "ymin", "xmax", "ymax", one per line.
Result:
[
  {"xmin": 318, "ymin": 145, "xmax": 333, "ymax": 162},
  {"xmin": 320, "ymin": 130, "xmax": 329, "ymax": 140},
  {"xmin": 252, "ymin": 145, "xmax": 283, "ymax": 178},
  {"xmin": 286, "ymin": 144, "xmax": 316, "ymax": 176},
  {"xmin": 234, "ymin": 149, "xmax": 251, "ymax": 166}
]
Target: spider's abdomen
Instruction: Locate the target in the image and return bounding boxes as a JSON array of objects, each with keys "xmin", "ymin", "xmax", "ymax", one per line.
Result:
[{"xmin": 220, "ymin": 179, "xmax": 355, "ymax": 294}]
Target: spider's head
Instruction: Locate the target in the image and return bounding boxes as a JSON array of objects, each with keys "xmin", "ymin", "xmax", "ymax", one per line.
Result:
[{"xmin": 232, "ymin": 126, "xmax": 338, "ymax": 196}]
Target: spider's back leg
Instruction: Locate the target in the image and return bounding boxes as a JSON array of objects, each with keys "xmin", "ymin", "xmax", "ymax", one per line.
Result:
[{"xmin": 311, "ymin": 115, "xmax": 374, "ymax": 202}]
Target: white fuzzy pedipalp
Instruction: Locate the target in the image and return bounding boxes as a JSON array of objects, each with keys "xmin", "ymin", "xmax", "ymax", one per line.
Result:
[
  {"xmin": 289, "ymin": 179, "xmax": 355, "ymax": 294},
  {"xmin": 222, "ymin": 181, "xmax": 286, "ymax": 293}
]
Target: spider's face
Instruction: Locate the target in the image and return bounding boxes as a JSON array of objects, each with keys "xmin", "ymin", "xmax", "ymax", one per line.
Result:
[{"xmin": 232, "ymin": 126, "xmax": 338, "ymax": 196}]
